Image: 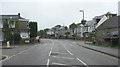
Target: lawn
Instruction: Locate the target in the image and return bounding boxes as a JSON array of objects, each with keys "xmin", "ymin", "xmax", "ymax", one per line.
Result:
[{"xmin": 85, "ymin": 43, "xmax": 120, "ymax": 49}]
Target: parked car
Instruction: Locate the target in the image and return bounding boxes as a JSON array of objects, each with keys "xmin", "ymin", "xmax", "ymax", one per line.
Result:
[{"xmin": 24, "ymin": 39, "xmax": 30, "ymax": 43}]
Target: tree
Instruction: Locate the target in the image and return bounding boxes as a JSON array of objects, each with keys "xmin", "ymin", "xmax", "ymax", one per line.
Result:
[
  {"xmin": 37, "ymin": 30, "xmax": 45, "ymax": 37},
  {"xmin": 65, "ymin": 32, "xmax": 70, "ymax": 38},
  {"xmin": 81, "ymin": 20, "xmax": 87, "ymax": 25},
  {"xmin": 44, "ymin": 28, "xmax": 50, "ymax": 37},
  {"xmin": 44, "ymin": 28, "xmax": 50, "ymax": 33},
  {"xmin": 55, "ymin": 25, "xmax": 61, "ymax": 28},
  {"xmin": 69, "ymin": 23, "xmax": 77, "ymax": 36},
  {"xmin": 29, "ymin": 22, "xmax": 38, "ymax": 38},
  {"xmin": 13, "ymin": 33, "xmax": 21, "ymax": 44},
  {"xmin": 64, "ymin": 26, "xmax": 68, "ymax": 30},
  {"xmin": 3, "ymin": 19, "xmax": 13, "ymax": 42}
]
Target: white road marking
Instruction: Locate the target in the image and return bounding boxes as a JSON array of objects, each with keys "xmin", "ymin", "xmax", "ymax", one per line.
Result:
[
  {"xmin": 76, "ymin": 58, "xmax": 89, "ymax": 67},
  {"xmin": 52, "ymin": 56, "xmax": 74, "ymax": 59},
  {"xmin": 49, "ymin": 51, "xmax": 52, "ymax": 56},
  {"xmin": 10, "ymin": 44, "xmax": 39, "ymax": 58},
  {"xmin": 52, "ymin": 52, "xmax": 68, "ymax": 55},
  {"xmin": 46, "ymin": 59, "xmax": 50, "ymax": 66},
  {"xmin": 63, "ymin": 44, "xmax": 73, "ymax": 55},
  {"xmin": 49, "ymin": 40, "xmax": 54, "ymax": 57},
  {"xmin": 1, "ymin": 44, "xmax": 42, "ymax": 62},
  {"xmin": 51, "ymin": 42, "xmax": 54, "ymax": 50},
  {"xmin": 66, "ymin": 50, "xmax": 73, "ymax": 55},
  {"xmin": 52, "ymin": 62, "xmax": 66, "ymax": 65}
]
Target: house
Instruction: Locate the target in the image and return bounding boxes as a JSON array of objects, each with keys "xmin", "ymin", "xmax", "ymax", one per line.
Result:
[
  {"xmin": 95, "ymin": 12, "xmax": 117, "ymax": 28},
  {"xmin": 83, "ymin": 20, "xmax": 96, "ymax": 38},
  {"xmin": 74, "ymin": 12, "xmax": 116, "ymax": 41},
  {"xmin": 0, "ymin": 16, "xmax": 3, "ymax": 45},
  {"xmin": 57, "ymin": 26, "xmax": 68, "ymax": 38},
  {"xmin": 46, "ymin": 29, "xmax": 54, "ymax": 35},
  {"xmin": 0, "ymin": 13, "xmax": 30, "ymax": 44},
  {"xmin": 51, "ymin": 25, "xmax": 62, "ymax": 38},
  {"xmin": 76, "ymin": 23, "xmax": 84, "ymax": 38},
  {"xmin": 95, "ymin": 16, "xmax": 119, "ymax": 46}
]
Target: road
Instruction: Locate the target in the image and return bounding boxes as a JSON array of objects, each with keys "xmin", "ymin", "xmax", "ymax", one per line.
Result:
[{"xmin": 2, "ymin": 39, "xmax": 119, "ymax": 67}]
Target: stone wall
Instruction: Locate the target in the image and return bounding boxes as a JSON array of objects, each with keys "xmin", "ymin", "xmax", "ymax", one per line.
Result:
[{"xmin": 95, "ymin": 28, "xmax": 119, "ymax": 45}]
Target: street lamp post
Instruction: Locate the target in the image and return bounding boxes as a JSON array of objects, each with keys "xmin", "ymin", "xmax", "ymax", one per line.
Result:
[
  {"xmin": 80, "ymin": 10, "xmax": 84, "ymax": 21},
  {"xmin": 80, "ymin": 10, "xmax": 86, "ymax": 43}
]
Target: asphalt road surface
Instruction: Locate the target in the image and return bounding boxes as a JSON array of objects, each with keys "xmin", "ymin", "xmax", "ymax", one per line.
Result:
[{"xmin": 2, "ymin": 39, "xmax": 119, "ymax": 67}]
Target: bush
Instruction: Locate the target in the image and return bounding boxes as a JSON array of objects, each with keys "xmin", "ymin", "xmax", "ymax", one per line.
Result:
[{"xmin": 13, "ymin": 33, "xmax": 21, "ymax": 44}]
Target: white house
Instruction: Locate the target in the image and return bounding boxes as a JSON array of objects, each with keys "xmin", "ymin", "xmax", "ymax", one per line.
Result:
[
  {"xmin": 76, "ymin": 23, "xmax": 84, "ymax": 37},
  {"xmin": 46, "ymin": 29, "xmax": 54, "ymax": 35},
  {"xmin": 85, "ymin": 20, "xmax": 95, "ymax": 32}
]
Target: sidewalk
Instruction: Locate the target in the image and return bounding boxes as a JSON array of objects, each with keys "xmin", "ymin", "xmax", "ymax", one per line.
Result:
[
  {"xmin": 77, "ymin": 41, "xmax": 120, "ymax": 58},
  {"xmin": 0, "ymin": 45, "xmax": 18, "ymax": 49}
]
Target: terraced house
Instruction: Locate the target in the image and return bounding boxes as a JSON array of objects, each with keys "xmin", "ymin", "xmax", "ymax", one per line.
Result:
[{"xmin": 0, "ymin": 13, "xmax": 30, "ymax": 45}]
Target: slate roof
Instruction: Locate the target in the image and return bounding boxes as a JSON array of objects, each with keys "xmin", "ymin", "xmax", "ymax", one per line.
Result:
[
  {"xmin": 96, "ymin": 16, "xmax": 119, "ymax": 30},
  {"xmin": 0, "ymin": 15, "xmax": 25, "ymax": 20}
]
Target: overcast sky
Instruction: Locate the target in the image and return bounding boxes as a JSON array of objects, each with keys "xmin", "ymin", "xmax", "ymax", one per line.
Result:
[{"xmin": 0, "ymin": 0, "xmax": 119, "ymax": 30}]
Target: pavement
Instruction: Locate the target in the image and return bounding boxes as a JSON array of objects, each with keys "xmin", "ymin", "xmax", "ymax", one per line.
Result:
[
  {"xmin": 1, "ymin": 39, "xmax": 119, "ymax": 67},
  {"xmin": 76, "ymin": 41, "xmax": 120, "ymax": 58}
]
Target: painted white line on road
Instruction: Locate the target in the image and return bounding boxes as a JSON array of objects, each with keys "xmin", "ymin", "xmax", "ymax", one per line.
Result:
[
  {"xmin": 52, "ymin": 56, "xmax": 74, "ymax": 59},
  {"xmin": 76, "ymin": 58, "xmax": 89, "ymax": 67},
  {"xmin": 52, "ymin": 62, "xmax": 66, "ymax": 65},
  {"xmin": 48, "ymin": 40, "xmax": 54, "ymax": 57},
  {"xmin": 51, "ymin": 43, "xmax": 54, "ymax": 50},
  {"xmin": 49, "ymin": 51, "xmax": 52, "ymax": 56},
  {"xmin": 54, "ymin": 56, "xmax": 74, "ymax": 59},
  {"xmin": 52, "ymin": 52, "xmax": 68, "ymax": 55},
  {"xmin": 46, "ymin": 59, "xmax": 50, "ymax": 67},
  {"xmin": 66, "ymin": 50, "xmax": 73, "ymax": 55},
  {"xmin": 63, "ymin": 44, "xmax": 73, "ymax": 55},
  {"xmin": 9, "ymin": 44, "xmax": 44, "ymax": 59},
  {"xmin": 10, "ymin": 44, "xmax": 39, "ymax": 58}
]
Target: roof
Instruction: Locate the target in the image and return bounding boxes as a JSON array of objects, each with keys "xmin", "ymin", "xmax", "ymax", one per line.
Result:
[
  {"xmin": 85, "ymin": 20, "xmax": 95, "ymax": 26},
  {"xmin": 95, "ymin": 15, "xmax": 108, "ymax": 28},
  {"xmin": 96, "ymin": 16, "xmax": 119, "ymax": 30},
  {"xmin": 0, "ymin": 15, "xmax": 19, "ymax": 19}
]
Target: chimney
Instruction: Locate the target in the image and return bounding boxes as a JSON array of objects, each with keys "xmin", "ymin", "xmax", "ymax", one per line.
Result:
[{"xmin": 18, "ymin": 13, "xmax": 20, "ymax": 18}]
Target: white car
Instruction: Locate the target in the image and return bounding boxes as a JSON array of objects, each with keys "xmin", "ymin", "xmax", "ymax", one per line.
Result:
[{"xmin": 24, "ymin": 40, "xmax": 30, "ymax": 43}]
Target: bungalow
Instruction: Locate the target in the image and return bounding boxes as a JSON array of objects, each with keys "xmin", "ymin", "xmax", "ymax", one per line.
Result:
[{"xmin": 95, "ymin": 16, "xmax": 119, "ymax": 46}]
